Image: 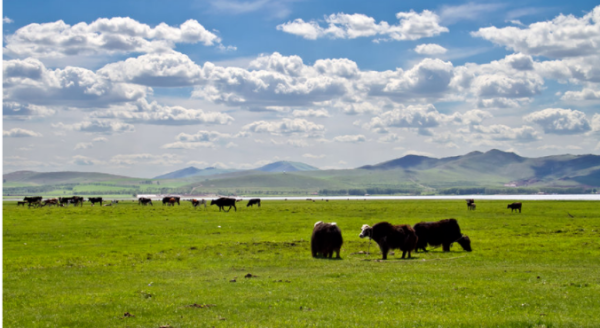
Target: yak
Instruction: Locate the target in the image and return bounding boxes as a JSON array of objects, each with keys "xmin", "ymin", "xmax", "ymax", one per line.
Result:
[
  {"xmin": 359, "ymin": 222, "xmax": 418, "ymax": 260},
  {"xmin": 211, "ymin": 197, "xmax": 237, "ymax": 212},
  {"xmin": 247, "ymin": 198, "xmax": 261, "ymax": 207},
  {"xmin": 191, "ymin": 199, "xmax": 207, "ymax": 209},
  {"xmin": 413, "ymin": 219, "xmax": 472, "ymax": 253},
  {"xmin": 138, "ymin": 197, "xmax": 153, "ymax": 206},
  {"xmin": 163, "ymin": 196, "xmax": 180, "ymax": 206},
  {"xmin": 311, "ymin": 221, "xmax": 343, "ymax": 259},
  {"xmin": 88, "ymin": 197, "xmax": 103, "ymax": 206},
  {"xmin": 23, "ymin": 196, "xmax": 42, "ymax": 205},
  {"xmin": 507, "ymin": 202, "xmax": 522, "ymax": 213}
]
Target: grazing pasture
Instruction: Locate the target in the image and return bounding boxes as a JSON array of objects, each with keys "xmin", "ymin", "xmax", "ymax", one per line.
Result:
[{"xmin": 3, "ymin": 200, "xmax": 600, "ymax": 327}]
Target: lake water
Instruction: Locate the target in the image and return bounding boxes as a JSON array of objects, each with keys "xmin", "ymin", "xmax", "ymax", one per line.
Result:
[{"xmin": 254, "ymin": 195, "xmax": 600, "ymax": 201}]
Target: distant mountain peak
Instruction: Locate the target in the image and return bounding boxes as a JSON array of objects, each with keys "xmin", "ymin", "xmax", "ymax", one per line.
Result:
[{"xmin": 255, "ymin": 161, "xmax": 319, "ymax": 172}]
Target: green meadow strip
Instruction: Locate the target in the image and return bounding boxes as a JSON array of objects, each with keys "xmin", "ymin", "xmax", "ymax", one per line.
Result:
[{"xmin": 3, "ymin": 200, "xmax": 600, "ymax": 327}]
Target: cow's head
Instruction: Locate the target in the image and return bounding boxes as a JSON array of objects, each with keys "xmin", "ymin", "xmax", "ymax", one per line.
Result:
[
  {"xmin": 359, "ymin": 224, "xmax": 372, "ymax": 239},
  {"xmin": 457, "ymin": 235, "xmax": 472, "ymax": 252}
]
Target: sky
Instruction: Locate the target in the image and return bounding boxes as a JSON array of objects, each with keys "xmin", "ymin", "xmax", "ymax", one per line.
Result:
[{"xmin": 2, "ymin": 0, "xmax": 600, "ymax": 178}]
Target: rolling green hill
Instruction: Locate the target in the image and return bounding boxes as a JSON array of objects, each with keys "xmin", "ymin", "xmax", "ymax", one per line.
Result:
[{"xmin": 4, "ymin": 150, "xmax": 599, "ymax": 196}]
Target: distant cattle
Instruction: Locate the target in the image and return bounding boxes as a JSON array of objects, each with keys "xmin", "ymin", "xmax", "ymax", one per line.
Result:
[
  {"xmin": 468, "ymin": 203, "xmax": 476, "ymax": 210},
  {"xmin": 167, "ymin": 198, "xmax": 177, "ymax": 206},
  {"xmin": 359, "ymin": 222, "xmax": 418, "ymax": 260},
  {"xmin": 466, "ymin": 199, "xmax": 475, "ymax": 210},
  {"xmin": 42, "ymin": 198, "xmax": 59, "ymax": 207},
  {"xmin": 312, "ymin": 221, "xmax": 343, "ymax": 259},
  {"xmin": 138, "ymin": 197, "xmax": 153, "ymax": 206},
  {"xmin": 163, "ymin": 196, "xmax": 180, "ymax": 206},
  {"xmin": 211, "ymin": 197, "xmax": 237, "ymax": 212},
  {"xmin": 17, "ymin": 201, "xmax": 27, "ymax": 207},
  {"xmin": 88, "ymin": 197, "xmax": 103, "ymax": 206},
  {"xmin": 247, "ymin": 198, "xmax": 261, "ymax": 207},
  {"xmin": 24, "ymin": 196, "xmax": 43, "ymax": 204},
  {"xmin": 507, "ymin": 202, "xmax": 522, "ymax": 213},
  {"xmin": 60, "ymin": 196, "xmax": 84, "ymax": 207},
  {"xmin": 191, "ymin": 199, "xmax": 207, "ymax": 209},
  {"xmin": 413, "ymin": 218, "xmax": 472, "ymax": 253}
]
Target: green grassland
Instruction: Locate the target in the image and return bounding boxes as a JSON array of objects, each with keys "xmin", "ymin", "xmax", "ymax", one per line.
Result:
[{"xmin": 3, "ymin": 200, "xmax": 600, "ymax": 327}]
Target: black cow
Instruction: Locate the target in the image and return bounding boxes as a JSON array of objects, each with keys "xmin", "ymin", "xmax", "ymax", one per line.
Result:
[
  {"xmin": 312, "ymin": 221, "xmax": 343, "ymax": 258},
  {"xmin": 211, "ymin": 197, "xmax": 237, "ymax": 212},
  {"xmin": 247, "ymin": 198, "xmax": 261, "ymax": 207},
  {"xmin": 162, "ymin": 196, "xmax": 180, "ymax": 206},
  {"xmin": 507, "ymin": 202, "xmax": 522, "ymax": 213},
  {"xmin": 23, "ymin": 196, "xmax": 42, "ymax": 204},
  {"xmin": 413, "ymin": 219, "xmax": 472, "ymax": 252},
  {"xmin": 138, "ymin": 197, "xmax": 153, "ymax": 206},
  {"xmin": 88, "ymin": 197, "xmax": 103, "ymax": 206}
]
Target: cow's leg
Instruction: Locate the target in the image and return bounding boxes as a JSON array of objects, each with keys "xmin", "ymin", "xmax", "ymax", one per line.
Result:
[
  {"xmin": 443, "ymin": 243, "xmax": 451, "ymax": 252},
  {"xmin": 379, "ymin": 245, "xmax": 389, "ymax": 260},
  {"xmin": 401, "ymin": 250, "xmax": 407, "ymax": 259},
  {"xmin": 335, "ymin": 249, "xmax": 340, "ymax": 259},
  {"xmin": 233, "ymin": 204, "xmax": 237, "ymax": 212}
]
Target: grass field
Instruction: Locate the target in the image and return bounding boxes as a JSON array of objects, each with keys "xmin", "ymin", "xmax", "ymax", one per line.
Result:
[{"xmin": 3, "ymin": 200, "xmax": 600, "ymax": 327}]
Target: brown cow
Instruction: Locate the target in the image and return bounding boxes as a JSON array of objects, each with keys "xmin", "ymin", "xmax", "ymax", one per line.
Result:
[
  {"xmin": 507, "ymin": 202, "xmax": 522, "ymax": 213},
  {"xmin": 468, "ymin": 203, "xmax": 476, "ymax": 210},
  {"xmin": 167, "ymin": 198, "xmax": 177, "ymax": 206},
  {"xmin": 311, "ymin": 221, "xmax": 343, "ymax": 259},
  {"xmin": 359, "ymin": 222, "xmax": 418, "ymax": 260}
]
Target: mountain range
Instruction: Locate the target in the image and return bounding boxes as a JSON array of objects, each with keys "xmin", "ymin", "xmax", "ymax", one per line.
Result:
[{"xmin": 4, "ymin": 150, "xmax": 600, "ymax": 195}]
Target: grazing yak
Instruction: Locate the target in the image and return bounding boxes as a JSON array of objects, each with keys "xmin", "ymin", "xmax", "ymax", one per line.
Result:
[
  {"xmin": 466, "ymin": 199, "xmax": 475, "ymax": 210},
  {"xmin": 211, "ymin": 197, "xmax": 237, "ymax": 212},
  {"xmin": 311, "ymin": 221, "xmax": 343, "ymax": 259},
  {"xmin": 191, "ymin": 199, "xmax": 207, "ymax": 209},
  {"xmin": 413, "ymin": 219, "xmax": 472, "ymax": 253},
  {"xmin": 138, "ymin": 197, "xmax": 153, "ymax": 206},
  {"xmin": 162, "ymin": 196, "xmax": 180, "ymax": 206},
  {"xmin": 507, "ymin": 202, "xmax": 522, "ymax": 213},
  {"xmin": 359, "ymin": 222, "xmax": 418, "ymax": 260},
  {"xmin": 247, "ymin": 198, "xmax": 261, "ymax": 207},
  {"xmin": 88, "ymin": 197, "xmax": 103, "ymax": 206},
  {"xmin": 23, "ymin": 196, "xmax": 42, "ymax": 205}
]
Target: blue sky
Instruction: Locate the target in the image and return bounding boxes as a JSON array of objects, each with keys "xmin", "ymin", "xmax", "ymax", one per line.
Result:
[{"xmin": 3, "ymin": 0, "xmax": 600, "ymax": 177}]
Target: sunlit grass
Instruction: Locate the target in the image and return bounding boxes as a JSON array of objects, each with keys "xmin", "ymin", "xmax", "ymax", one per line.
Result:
[{"xmin": 3, "ymin": 200, "xmax": 600, "ymax": 327}]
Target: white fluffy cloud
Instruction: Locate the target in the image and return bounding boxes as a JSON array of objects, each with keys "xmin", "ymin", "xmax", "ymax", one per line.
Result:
[
  {"xmin": 277, "ymin": 10, "xmax": 448, "ymax": 41},
  {"xmin": 524, "ymin": 108, "xmax": 591, "ymax": 135},
  {"xmin": 468, "ymin": 124, "xmax": 540, "ymax": 142},
  {"xmin": 561, "ymin": 88, "xmax": 600, "ymax": 101},
  {"xmin": 365, "ymin": 105, "xmax": 447, "ymax": 133},
  {"xmin": 472, "ymin": 6, "xmax": 600, "ymax": 58},
  {"xmin": 333, "ymin": 134, "xmax": 366, "ymax": 143},
  {"xmin": 292, "ymin": 109, "xmax": 331, "ymax": 118},
  {"xmin": 92, "ymin": 99, "xmax": 234, "ymax": 126},
  {"xmin": 242, "ymin": 118, "xmax": 325, "ymax": 135},
  {"xmin": 53, "ymin": 119, "xmax": 135, "ymax": 134},
  {"xmin": 3, "ymin": 102, "xmax": 56, "ymax": 120},
  {"xmin": 415, "ymin": 43, "xmax": 447, "ymax": 55},
  {"xmin": 72, "ymin": 155, "xmax": 104, "ymax": 166},
  {"xmin": 4, "ymin": 17, "xmax": 222, "ymax": 58},
  {"xmin": 3, "ymin": 128, "xmax": 43, "ymax": 137},
  {"xmin": 3, "ymin": 58, "xmax": 148, "ymax": 108},
  {"xmin": 110, "ymin": 153, "xmax": 181, "ymax": 166},
  {"xmin": 97, "ymin": 51, "xmax": 203, "ymax": 87},
  {"xmin": 161, "ymin": 130, "xmax": 235, "ymax": 149}
]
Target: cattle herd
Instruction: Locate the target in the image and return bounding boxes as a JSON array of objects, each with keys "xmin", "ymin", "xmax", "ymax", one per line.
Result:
[{"xmin": 17, "ymin": 195, "xmax": 524, "ymax": 260}]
